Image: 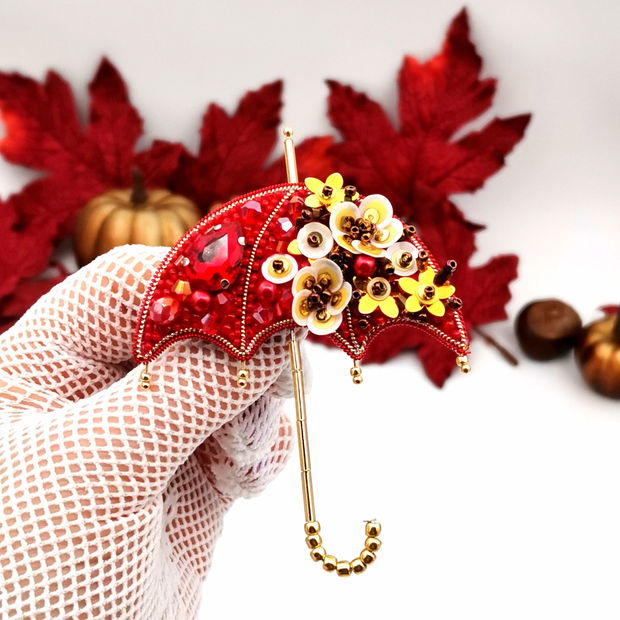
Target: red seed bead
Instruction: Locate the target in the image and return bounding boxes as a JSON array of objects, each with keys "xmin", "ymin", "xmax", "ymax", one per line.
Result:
[
  {"xmin": 188, "ymin": 290, "xmax": 213, "ymax": 314},
  {"xmin": 354, "ymin": 255, "xmax": 376, "ymax": 278},
  {"xmin": 258, "ymin": 280, "xmax": 280, "ymax": 306}
]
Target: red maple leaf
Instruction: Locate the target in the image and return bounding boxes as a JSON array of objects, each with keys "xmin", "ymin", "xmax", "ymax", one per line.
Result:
[
  {"xmin": 319, "ymin": 9, "xmax": 530, "ymax": 385},
  {"xmin": 170, "ymin": 83, "xmax": 336, "ymax": 206},
  {"xmin": 0, "ymin": 61, "xmax": 302, "ymax": 331},
  {"xmin": 600, "ymin": 305, "xmax": 619, "ymax": 316},
  {"xmin": 0, "ymin": 58, "xmax": 185, "ymax": 329}
]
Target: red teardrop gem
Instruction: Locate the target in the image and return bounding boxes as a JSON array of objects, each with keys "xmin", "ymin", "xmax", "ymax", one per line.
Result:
[{"xmin": 187, "ymin": 222, "xmax": 243, "ymax": 290}]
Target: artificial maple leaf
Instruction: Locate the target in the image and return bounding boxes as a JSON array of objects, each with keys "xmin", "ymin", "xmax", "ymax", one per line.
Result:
[
  {"xmin": 171, "ymin": 84, "xmax": 337, "ymax": 207},
  {"xmin": 0, "ymin": 57, "xmax": 184, "ymax": 330},
  {"xmin": 0, "ymin": 263, "xmax": 68, "ymax": 334},
  {"xmin": 320, "ymin": 8, "xmax": 528, "ymax": 385},
  {"xmin": 170, "ymin": 81, "xmax": 284, "ymax": 209},
  {"xmin": 325, "ymin": 9, "xmax": 531, "ymax": 222},
  {"xmin": 0, "ymin": 200, "xmax": 55, "ymax": 300}
]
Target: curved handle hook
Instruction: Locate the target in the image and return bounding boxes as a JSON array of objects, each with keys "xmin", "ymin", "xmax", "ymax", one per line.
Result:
[{"xmin": 289, "ymin": 333, "xmax": 382, "ymax": 576}]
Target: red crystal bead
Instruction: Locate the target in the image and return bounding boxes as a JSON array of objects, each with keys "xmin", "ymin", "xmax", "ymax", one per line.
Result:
[
  {"xmin": 354, "ymin": 255, "xmax": 376, "ymax": 278},
  {"xmin": 253, "ymin": 305, "xmax": 274, "ymax": 325},
  {"xmin": 187, "ymin": 222, "xmax": 243, "ymax": 290},
  {"xmin": 275, "ymin": 288, "xmax": 293, "ymax": 319},
  {"xmin": 277, "ymin": 216, "xmax": 294, "ymax": 233},
  {"xmin": 149, "ymin": 296, "xmax": 181, "ymax": 325},
  {"xmin": 240, "ymin": 200, "xmax": 263, "ymax": 225}
]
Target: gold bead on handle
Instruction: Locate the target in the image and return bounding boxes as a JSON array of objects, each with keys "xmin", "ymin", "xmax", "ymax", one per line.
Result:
[
  {"xmin": 336, "ymin": 561, "xmax": 352, "ymax": 577},
  {"xmin": 365, "ymin": 521, "xmax": 381, "ymax": 537},
  {"xmin": 322, "ymin": 556, "xmax": 338, "ymax": 572},
  {"xmin": 360, "ymin": 549, "xmax": 376, "ymax": 565},
  {"xmin": 304, "ymin": 521, "xmax": 320, "ymax": 535},
  {"xmin": 302, "ymin": 519, "xmax": 381, "ymax": 575},
  {"xmin": 310, "ymin": 546, "xmax": 327, "ymax": 562},
  {"xmin": 305, "ymin": 534, "xmax": 322, "ymax": 549}
]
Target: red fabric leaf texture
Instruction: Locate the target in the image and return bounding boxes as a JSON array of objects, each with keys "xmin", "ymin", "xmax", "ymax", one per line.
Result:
[{"xmin": 322, "ymin": 8, "xmax": 529, "ymax": 385}]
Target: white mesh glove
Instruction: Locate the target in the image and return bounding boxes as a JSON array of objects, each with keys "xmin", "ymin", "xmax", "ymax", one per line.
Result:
[{"xmin": 0, "ymin": 245, "xmax": 301, "ymax": 619}]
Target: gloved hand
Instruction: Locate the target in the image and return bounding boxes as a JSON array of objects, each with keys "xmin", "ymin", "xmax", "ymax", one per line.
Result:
[{"xmin": 0, "ymin": 245, "xmax": 300, "ymax": 619}]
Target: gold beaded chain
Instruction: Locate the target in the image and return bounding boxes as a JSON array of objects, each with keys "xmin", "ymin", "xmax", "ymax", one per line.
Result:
[
  {"xmin": 289, "ymin": 329, "xmax": 382, "ymax": 576},
  {"xmin": 304, "ymin": 519, "xmax": 382, "ymax": 576}
]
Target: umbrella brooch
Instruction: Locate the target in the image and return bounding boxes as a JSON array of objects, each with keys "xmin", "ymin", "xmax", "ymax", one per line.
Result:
[{"xmin": 133, "ymin": 129, "xmax": 471, "ymax": 577}]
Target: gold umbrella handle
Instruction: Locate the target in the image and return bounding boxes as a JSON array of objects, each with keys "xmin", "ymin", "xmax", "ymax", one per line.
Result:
[{"xmin": 289, "ymin": 332, "xmax": 382, "ymax": 576}]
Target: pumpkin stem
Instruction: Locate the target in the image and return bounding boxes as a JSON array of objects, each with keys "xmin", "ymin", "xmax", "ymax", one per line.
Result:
[
  {"xmin": 613, "ymin": 305, "xmax": 620, "ymax": 342},
  {"xmin": 130, "ymin": 169, "xmax": 148, "ymax": 205}
]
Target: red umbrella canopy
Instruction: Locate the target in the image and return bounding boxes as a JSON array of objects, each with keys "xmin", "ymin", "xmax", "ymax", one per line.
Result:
[{"xmin": 132, "ymin": 173, "xmax": 470, "ymax": 365}]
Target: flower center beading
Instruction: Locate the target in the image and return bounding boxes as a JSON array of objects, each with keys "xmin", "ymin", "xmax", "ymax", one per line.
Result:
[
  {"xmin": 368, "ymin": 277, "xmax": 391, "ymax": 301},
  {"xmin": 420, "ymin": 284, "xmax": 436, "ymax": 301},
  {"xmin": 307, "ymin": 232, "xmax": 324, "ymax": 248},
  {"xmin": 341, "ymin": 216, "xmax": 378, "ymax": 245},
  {"xmin": 321, "ymin": 185, "xmax": 334, "ymax": 199},
  {"xmin": 300, "ymin": 274, "xmax": 340, "ymax": 321},
  {"xmin": 396, "ymin": 251, "xmax": 414, "ymax": 269}
]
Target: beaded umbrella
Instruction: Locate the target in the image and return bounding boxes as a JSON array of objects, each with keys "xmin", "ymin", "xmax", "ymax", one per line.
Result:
[{"xmin": 133, "ymin": 129, "xmax": 471, "ymax": 576}]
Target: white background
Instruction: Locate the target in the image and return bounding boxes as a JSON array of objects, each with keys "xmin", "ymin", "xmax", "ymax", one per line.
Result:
[{"xmin": 1, "ymin": 0, "xmax": 620, "ymax": 618}]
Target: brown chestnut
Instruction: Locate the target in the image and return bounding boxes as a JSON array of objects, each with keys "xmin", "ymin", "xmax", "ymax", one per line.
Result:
[{"xmin": 516, "ymin": 299, "xmax": 582, "ymax": 361}]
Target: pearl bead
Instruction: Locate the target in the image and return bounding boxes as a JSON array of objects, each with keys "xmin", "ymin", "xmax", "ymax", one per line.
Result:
[
  {"xmin": 360, "ymin": 549, "xmax": 376, "ymax": 565},
  {"xmin": 188, "ymin": 290, "xmax": 213, "ymax": 314},
  {"xmin": 353, "ymin": 255, "xmax": 376, "ymax": 278},
  {"xmin": 257, "ymin": 280, "xmax": 280, "ymax": 306}
]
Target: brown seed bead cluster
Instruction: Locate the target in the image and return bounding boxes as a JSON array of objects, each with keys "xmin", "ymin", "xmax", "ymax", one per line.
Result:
[
  {"xmin": 299, "ymin": 274, "xmax": 339, "ymax": 322},
  {"xmin": 304, "ymin": 520, "xmax": 382, "ymax": 577},
  {"xmin": 340, "ymin": 215, "xmax": 377, "ymax": 245}
]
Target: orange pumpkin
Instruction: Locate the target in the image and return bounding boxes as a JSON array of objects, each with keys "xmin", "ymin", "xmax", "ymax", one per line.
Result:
[
  {"xmin": 575, "ymin": 309, "xmax": 620, "ymax": 399},
  {"xmin": 73, "ymin": 173, "xmax": 201, "ymax": 266}
]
